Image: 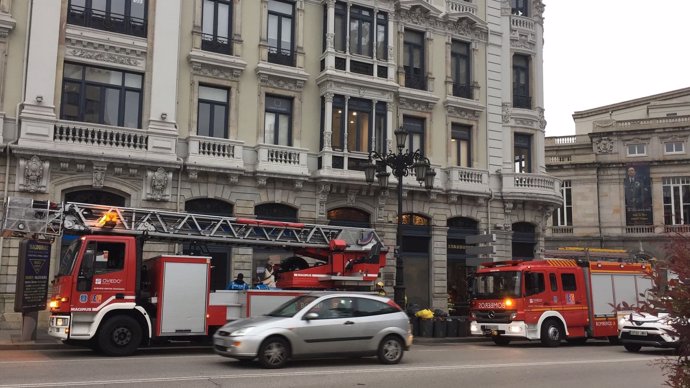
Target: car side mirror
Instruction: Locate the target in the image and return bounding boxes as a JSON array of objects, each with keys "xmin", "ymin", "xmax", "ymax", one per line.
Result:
[{"xmin": 304, "ymin": 312, "xmax": 319, "ymax": 321}]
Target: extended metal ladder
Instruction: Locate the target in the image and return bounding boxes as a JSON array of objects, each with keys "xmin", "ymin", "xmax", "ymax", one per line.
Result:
[{"xmin": 1, "ymin": 197, "xmax": 382, "ymax": 251}]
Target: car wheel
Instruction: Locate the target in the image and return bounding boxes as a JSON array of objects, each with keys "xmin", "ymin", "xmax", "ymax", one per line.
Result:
[
  {"xmin": 258, "ymin": 337, "xmax": 290, "ymax": 369},
  {"xmin": 624, "ymin": 343, "xmax": 642, "ymax": 353},
  {"xmin": 97, "ymin": 316, "xmax": 142, "ymax": 357},
  {"xmin": 378, "ymin": 335, "xmax": 404, "ymax": 365},
  {"xmin": 492, "ymin": 336, "xmax": 511, "ymax": 346},
  {"xmin": 540, "ymin": 320, "xmax": 562, "ymax": 347}
]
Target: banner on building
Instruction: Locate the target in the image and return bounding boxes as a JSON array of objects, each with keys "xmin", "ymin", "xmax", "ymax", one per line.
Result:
[{"xmin": 624, "ymin": 164, "xmax": 653, "ymax": 225}]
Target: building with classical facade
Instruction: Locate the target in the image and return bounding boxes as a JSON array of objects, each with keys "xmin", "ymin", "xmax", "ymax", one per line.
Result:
[
  {"xmin": 0, "ymin": 0, "xmax": 559, "ymax": 327},
  {"xmin": 546, "ymin": 87, "xmax": 690, "ymax": 258}
]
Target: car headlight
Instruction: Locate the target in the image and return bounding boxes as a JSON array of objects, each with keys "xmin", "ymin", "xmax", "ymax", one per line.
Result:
[
  {"xmin": 229, "ymin": 327, "xmax": 255, "ymax": 336},
  {"xmin": 619, "ymin": 317, "xmax": 627, "ymax": 327}
]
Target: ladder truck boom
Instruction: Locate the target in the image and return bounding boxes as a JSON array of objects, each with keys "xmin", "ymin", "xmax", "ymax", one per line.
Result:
[{"xmin": 1, "ymin": 197, "xmax": 383, "ymax": 252}]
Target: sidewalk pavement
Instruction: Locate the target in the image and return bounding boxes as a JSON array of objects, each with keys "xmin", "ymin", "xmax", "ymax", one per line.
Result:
[{"xmin": 0, "ymin": 326, "xmax": 488, "ymax": 351}]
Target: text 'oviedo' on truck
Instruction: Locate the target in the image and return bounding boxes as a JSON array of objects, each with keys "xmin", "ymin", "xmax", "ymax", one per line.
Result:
[
  {"xmin": 469, "ymin": 249, "xmax": 653, "ymax": 346},
  {"xmin": 2, "ymin": 197, "xmax": 388, "ymax": 356}
]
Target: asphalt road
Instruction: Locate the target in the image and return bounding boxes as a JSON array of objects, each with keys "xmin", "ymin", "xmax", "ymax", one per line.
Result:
[{"xmin": 0, "ymin": 340, "xmax": 669, "ymax": 388}]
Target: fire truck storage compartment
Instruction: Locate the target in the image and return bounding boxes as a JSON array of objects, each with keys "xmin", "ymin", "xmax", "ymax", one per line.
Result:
[
  {"xmin": 151, "ymin": 255, "xmax": 210, "ymax": 336},
  {"xmin": 590, "ymin": 273, "xmax": 653, "ymax": 317}
]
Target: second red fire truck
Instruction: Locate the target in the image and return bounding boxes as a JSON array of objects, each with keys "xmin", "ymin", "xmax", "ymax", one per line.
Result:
[{"xmin": 469, "ymin": 251, "xmax": 653, "ymax": 346}]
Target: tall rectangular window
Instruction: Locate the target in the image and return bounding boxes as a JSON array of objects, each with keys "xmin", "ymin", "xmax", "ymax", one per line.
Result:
[
  {"xmin": 346, "ymin": 98, "xmax": 371, "ymax": 153},
  {"xmin": 61, "ymin": 63, "xmax": 143, "ymax": 128},
  {"xmin": 67, "ymin": 0, "xmax": 147, "ymax": 38},
  {"xmin": 403, "ymin": 30, "xmax": 426, "ymax": 90},
  {"xmin": 267, "ymin": 0, "xmax": 294, "ymax": 66},
  {"xmin": 553, "ymin": 180, "xmax": 573, "ymax": 226},
  {"xmin": 514, "ymin": 133, "xmax": 532, "ymax": 173},
  {"xmin": 375, "ymin": 102, "xmax": 387, "ymax": 154},
  {"xmin": 403, "ymin": 116, "xmax": 425, "ymax": 153},
  {"xmin": 663, "ymin": 177, "xmax": 690, "ymax": 225},
  {"xmin": 202, "ymin": 0, "xmax": 232, "ymax": 54},
  {"xmin": 451, "ymin": 124, "xmax": 471, "ymax": 167},
  {"xmin": 513, "ymin": 54, "xmax": 531, "ymax": 109},
  {"xmin": 197, "ymin": 85, "xmax": 229, "ymax": 138},
  {"xmin": 331, "ymin": 95, "xmax": 345, "ymax": 151},
  {"xmin": 333, "ymin": 2, "xmax": 347, "ymax": 52},
  {"xmin": 451, "ymin": 40, "xmax": 471, "ymax": 98},
  {"xmin": 376, "ymin": 12, "xmax": 388, "ymax": 60},
  {"xmin": 349, "ymin": 6, "xmax": 373, "ymax": 57},
  {"xmin": 264, "ymin": 95, "xmax": 293, "ymax": 146}
]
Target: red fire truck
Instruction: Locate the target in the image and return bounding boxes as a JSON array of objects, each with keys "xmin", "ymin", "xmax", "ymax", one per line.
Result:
[
  {"xmin": 2, "ymin": 197, "xmax": 387, "ymax": 356},
  {"xmin": 469, "ymin": 253, "xmax": 653, "ymax": 346}
]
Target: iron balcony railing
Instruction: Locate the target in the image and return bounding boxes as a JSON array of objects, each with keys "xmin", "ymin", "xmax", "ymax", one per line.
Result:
[
  {"xmin": 201, "ymin": 33, "xmax": 233, "ymax": 55},
  {"xmin": 404, "ymin": 68, "xmax": 427, "ymax": 90},
  {"xmin": 452, "ymin": 82, "xmax": 472, "ymax": 99},
  {"xmin": 67, "ymin": 4, "xmax": 147, "ymax": 38},
  {"xmin": 268, "ymin": 47, "xmax": 295, "ymax": 67},
  {"xmin": 513, "ymin": 94, "xmax": 532, "ymax": 109}
]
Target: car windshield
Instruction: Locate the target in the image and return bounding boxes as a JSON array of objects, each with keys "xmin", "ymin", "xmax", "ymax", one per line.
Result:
[
  {"xmin": 472, "ymin": 271, "xmax": 521, "ymax": 299},
  {"xmin": 266, "ymin": 295, "xmax": 319, "ymax": 317},
  {"xmin": 58, "ymin": 238, "xmax": 82, "ymax": 276}
]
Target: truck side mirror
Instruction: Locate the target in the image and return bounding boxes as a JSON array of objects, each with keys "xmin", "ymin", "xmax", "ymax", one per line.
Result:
[{"xmin": 81, "ymin": 250, "xmax": 95, "ymax": 278}]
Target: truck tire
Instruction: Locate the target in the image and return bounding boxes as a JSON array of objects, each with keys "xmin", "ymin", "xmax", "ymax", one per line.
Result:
[
  {"xmin": 624, "ymin": 343, "xmax": 642, "ymax": 353},
  {"xmin": 540, "ymin": 320, "xmax": 563, "ymax": 347},
  {"xmin": 492, "ymin": 337, "xmax": 511, "ymax": 346},
  {"xmin": 258, "ymin": 337, "xmax": 290, "ymax": 369},
  {"xmin": 97, "ymin": 316, "xmax": 142, "ymax": 357},
  {"xmin": 378, "ymin": 335, "xmax": 404, "ymax": 364}
]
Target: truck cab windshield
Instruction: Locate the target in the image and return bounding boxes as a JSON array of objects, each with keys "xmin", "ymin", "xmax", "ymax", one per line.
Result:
[
  {"xmin": 58, "ymin": 238, "xmax": 82, "ymax": 276},
  {"xmin": 473, "ymin": 271, "xmax": 521, "ymax": 299}
]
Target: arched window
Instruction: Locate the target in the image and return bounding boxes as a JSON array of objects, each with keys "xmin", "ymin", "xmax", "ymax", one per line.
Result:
[
  {"xmin": 185, "ymin": 198, "xmax": 233, "ymax": 216},
  {"xmin": 255, "ymin": 203, "xmax": 298, "ymax": 222},
  {"xmin": 184, "ymin": 198, "xmax": 234, "ymax": 291},
  {"xmin": 327, "ymin": 207, "xmax": 370, "ymax": 228},
  {"xmin": 64, "ymin": 190, "xmax": 126, "ymax": 206}
]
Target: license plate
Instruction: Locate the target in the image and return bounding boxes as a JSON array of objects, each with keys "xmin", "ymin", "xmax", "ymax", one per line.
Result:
[
  {"xmin": 630, "ymin": 330, "xmax": 648, "ymax": 336},
  {"xmin": 214, "ymin": 339, "xmax": 225, "ymax": 346},
  {"xmin": 483, "ymin": 325, "xmax": 498, "ymax": 331}
]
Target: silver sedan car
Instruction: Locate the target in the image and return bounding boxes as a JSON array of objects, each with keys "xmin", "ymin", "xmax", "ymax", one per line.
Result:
[{"xmin": 213, "ymin": 293, "xmax": 413, "ymax": 368}]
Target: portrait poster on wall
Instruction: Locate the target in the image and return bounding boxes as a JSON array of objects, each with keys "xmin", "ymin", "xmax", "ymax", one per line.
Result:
[{"xmin": 624, "ymin": 164, "xmax": 653, "ymax": 225}]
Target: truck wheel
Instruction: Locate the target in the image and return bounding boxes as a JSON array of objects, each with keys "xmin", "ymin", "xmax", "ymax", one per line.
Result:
[
  {"xmin": 624, "ymin": 343, "xmax": 642, "ymax": 353},
  {"xmin": 258, "ymin": 337, "xmax": 290, "ymax": 369},
  {"xmin": 492, "ymin": 337, "xmax": 511, "ymax": 346},
  {"xmin": 378, "ymin": 335, "xmax": 404, "ymax": 364},
  {"xmin": 97, "ymin": 316, "xmax": 142, "ymax": 357},
  {"xmin": 540, "ymin": 320, "xmax": 562, "ymax": 347}
]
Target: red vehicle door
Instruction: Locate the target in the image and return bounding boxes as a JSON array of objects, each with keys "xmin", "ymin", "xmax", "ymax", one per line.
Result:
[
  {"xmin": 73, "ymin": 237, "xmax": 132, "ymax": 313},
  {"xmin": 550, "ymin": 269, "xmax": 588, "ymax": 336}
]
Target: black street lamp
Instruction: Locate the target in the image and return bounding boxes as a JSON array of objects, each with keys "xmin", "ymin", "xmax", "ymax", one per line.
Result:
[{"xmin": 364, "ymin": 127, "xmax": 435, "ymax": 309}]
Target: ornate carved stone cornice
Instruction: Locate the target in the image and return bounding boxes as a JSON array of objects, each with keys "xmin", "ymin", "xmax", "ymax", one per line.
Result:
[
  {"xmin": 189, "ymin": 49, "xmax": 246, "ymax": 81},
  {"xmin": 65, "ymin": 25, "xmax": 147, "ymax": 71},
  {"xmin": 256, "ymin": 62, "xmax": 309, "ymax": 92}
]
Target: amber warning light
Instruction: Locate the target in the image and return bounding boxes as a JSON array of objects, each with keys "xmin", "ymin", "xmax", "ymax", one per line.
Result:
[{"xmin": 96, "ymin": 211, "xmax": 119, "ymax": 228}]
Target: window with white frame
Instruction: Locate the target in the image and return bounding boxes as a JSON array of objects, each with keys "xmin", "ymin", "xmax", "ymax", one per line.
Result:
[
  {"xmin": 627, "ymin": 143, "xmax": 647, "ymax": 156},
  {"xmin": 552, "ymin": 180, "xmax": 572, "ymax": 226},
  {"xmin": 264, "ymin": 95, "xmax": 293, "ymax": 146},
  {"xmin": 664, "ymin": 141, "xmax": 685, "ymax": 154},
  {"xmin": 197, "ymin": 85, "xmax": 229, "ymax": 138},
  {"xmin": 663, "ymin": 177, "xmax": 690, "ymax": 225}
]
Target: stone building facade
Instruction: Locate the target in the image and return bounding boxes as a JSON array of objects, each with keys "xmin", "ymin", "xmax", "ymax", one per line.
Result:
[
  {"xmin": 546, "ymin": 87, "xmax": 690, "ymax": 258},
  {"xmin": 0, "ymin": 0, "xmax": 560, "ymax": 327}
]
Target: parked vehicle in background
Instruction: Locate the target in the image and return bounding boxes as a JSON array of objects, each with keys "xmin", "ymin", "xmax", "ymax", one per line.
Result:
[
  {"xmin": 619, "ymin": 311, "xmax": 679, "ymax": 352},
  {"xmin": 213, "ymin": 293, "xmax": 412, "ymax": 368},
  {"xmin": 469, "ymin": 257, "xmax": 653, "ymax": 346}
]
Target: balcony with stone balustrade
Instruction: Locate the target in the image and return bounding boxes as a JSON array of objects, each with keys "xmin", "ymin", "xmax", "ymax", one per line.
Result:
[{"xmin": 185, "ymin": 135, "xmax": 244, "ymax": 174}]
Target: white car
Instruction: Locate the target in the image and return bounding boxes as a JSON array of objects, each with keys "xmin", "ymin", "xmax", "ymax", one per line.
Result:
[{"xmin": 618, "ymin": 311, "xmax": 679, "ymax": 352}]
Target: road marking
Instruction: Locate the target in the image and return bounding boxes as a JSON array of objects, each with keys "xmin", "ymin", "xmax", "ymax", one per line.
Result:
[
  {"xmin": 0, "ymin": 354, "xmax": 219, "ymax": 365},
  {"xmin": 0, "ymin": 357, "xmax": 663, "ymax": 387}
]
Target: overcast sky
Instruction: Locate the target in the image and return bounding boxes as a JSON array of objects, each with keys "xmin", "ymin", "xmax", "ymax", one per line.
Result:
[{"xmin": 543, "ymin": 0, "xmax": 690, "ymax": 137}]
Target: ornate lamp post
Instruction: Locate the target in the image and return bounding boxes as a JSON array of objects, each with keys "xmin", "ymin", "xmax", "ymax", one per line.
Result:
[{"xmin": 364, "ymin": 127, "xmax": 435, "ymax": 309}]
